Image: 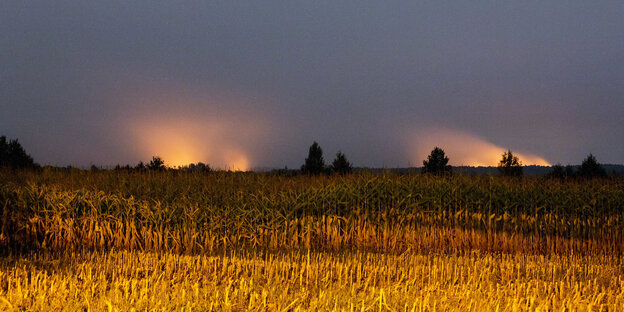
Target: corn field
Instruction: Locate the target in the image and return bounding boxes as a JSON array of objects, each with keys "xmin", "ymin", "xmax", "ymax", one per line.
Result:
[{"xmin": 1, "ymin": 169, "xmax": 623, "ymax": 310}]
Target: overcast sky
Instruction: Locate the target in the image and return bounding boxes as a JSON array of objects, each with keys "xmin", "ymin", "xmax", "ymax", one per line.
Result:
[{"xmin": 2, "ymin": 1, "xmax": 623, "ymax": 169}]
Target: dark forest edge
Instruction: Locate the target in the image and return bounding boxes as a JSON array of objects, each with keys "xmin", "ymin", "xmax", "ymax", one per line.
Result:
[{"xmin": 1, "ymin": 135, "xmax": 623, "ymax": 178}]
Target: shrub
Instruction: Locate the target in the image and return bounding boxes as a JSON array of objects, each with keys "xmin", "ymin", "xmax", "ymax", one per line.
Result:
[{"xmin": 189, "ymin": 162, "xmax": 211, "ymax": 172}]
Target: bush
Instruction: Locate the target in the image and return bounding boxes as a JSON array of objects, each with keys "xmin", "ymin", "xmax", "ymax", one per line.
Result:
[{"xmin": 188, "ymin": 162, "xmax": 211, "ymax": 172}]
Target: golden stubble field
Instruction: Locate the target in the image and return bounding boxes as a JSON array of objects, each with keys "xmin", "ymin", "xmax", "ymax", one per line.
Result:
[
  {"xmin": 1, "ymin": 249, "xmax": 623, "ymax": 311},
  {"xmin": 1, "ymin": 170, "xmax": 624, "ymax": 311}
]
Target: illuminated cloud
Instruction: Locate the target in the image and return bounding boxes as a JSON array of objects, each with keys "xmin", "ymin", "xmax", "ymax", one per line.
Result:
[{"xmin": 409, "ymin": 128, "xmax": 550, "ymax": 166}]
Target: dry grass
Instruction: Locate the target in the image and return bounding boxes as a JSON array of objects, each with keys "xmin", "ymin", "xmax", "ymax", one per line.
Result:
[{"xmin": 1, "ymin": 250, "xmax": 623, "ymax": 311}]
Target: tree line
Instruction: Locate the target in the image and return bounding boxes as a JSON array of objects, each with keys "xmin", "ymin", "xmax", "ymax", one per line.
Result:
[
  {"xmin": 419, "ymin": 146, "xmax": 607, "ymax": 179},
  {"xmin": 300, "ymin": 142, "xmax": 609, "ymax": 179},
  {"xmin": 0, "ymin": 135, "xmax": 614, "ymax": 178}
]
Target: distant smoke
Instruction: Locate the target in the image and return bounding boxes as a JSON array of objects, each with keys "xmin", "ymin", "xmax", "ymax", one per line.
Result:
[
  {"xmin": 117, "ymin": 84, "xmax": 270, "ymax": 170},
  {"xmin": 127, "ymin": 117, "xmax": 252, "ymax": 170},
  {"xmin": 409, "ymin": 128, "xmax": 550, "ymax": 166}
]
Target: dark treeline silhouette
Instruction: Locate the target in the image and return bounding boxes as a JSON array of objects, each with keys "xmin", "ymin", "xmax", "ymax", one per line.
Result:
[
  {"xmin": 187, "ymin": 162, "xmax": 211, "ymax": 172},
  {"xmin": 548, "ymin": 154, "xmax": 607, "ymax": 179},
  {"xmin": 547, "ymin": 164, "xmax": 575, "ymax": 179},
  {"xmin": 300, "ymin": 141, "xmax": 353, "ymax": 175},
  {"xmin": 0, "ymin": 136, "xmax": 38, "ymax": 169},
  {"xmin": 111, "ymin": 157, "xmax": 212, "ymax": 173},
  {"xmin": 578, "ymin": 154, "xmax": 607, "ymax": 178},
  {"xmin": 417, "ymin": 148, "xmax": 617, "ymax": 179},
  {"xmin": 419, "ymin": 147, "xmax": 524, "ymax": 177},
  {"xmin": 1, "ymin": 134, "xmax": 620, "ymax": 178}
]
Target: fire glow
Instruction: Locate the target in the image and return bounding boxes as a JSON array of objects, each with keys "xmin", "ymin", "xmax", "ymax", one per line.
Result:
[
  {"xmin": 128, "ymin": 116, "xmax": 254, "ymax": 171},
  {"xmin": 410, "ymin": 128, "xmax": 550, "ymax": 167}
]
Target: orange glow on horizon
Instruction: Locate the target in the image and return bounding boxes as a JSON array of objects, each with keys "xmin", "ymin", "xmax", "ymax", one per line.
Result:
[
  {"xmin": 128, "ymin": 116, "xmax": 254, "ymax": 171},
  {"xmin": 134, "ymin": 124, "xmax": 202, "ymax": 168},
  {"xmin": 224, "ymin": 151, "xmax": 249, "ymax": 171},
  {"xmin": 410, "ymin": 128, "xmax": 550, "ymax": 167}
]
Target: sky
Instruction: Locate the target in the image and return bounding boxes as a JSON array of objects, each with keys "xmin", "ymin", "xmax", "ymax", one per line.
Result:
[{"xmin": 2, "ymin": 1, "xmax": 623, "ymax": 169}]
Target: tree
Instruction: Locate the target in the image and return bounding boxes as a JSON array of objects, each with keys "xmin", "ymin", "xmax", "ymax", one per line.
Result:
[
  {"xmin": 0, "ymin": 136, "xmax": 36, "ymax": 169},
  {"xmin": 301, "ymin": 141, "xmax": 325, "ymax": 175},
  {"xmin": 578, "ymin": 154, "xmax": 606, "ymax": 178},
  {"xmin": 331, "ymin": 151, "xmax": 352, "ymax": 175},
  {"xmin": 498, "ymin": 150, "xmax": 523, "ymax": 177},
  {"xmin": 422, "ymin": 147, "xmax": 451, "ymax": 175},
  {"xmin": 147, "ymin": 156, "xmax": 165, "ymax": 171}
]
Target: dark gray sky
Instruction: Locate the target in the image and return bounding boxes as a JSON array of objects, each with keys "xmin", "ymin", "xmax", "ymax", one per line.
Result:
[{"xmin": 2, "ymin": 1, "xmax": 623, "ymax": 169}]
